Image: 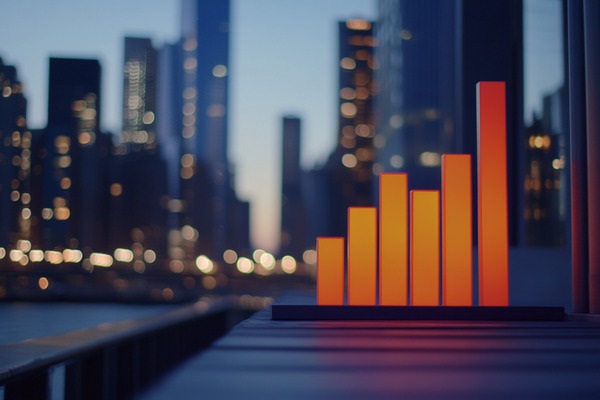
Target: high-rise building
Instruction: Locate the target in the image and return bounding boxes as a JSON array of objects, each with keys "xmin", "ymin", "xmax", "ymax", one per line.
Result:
[
  {"xmin": 326, "ymin": 19, "xmax": 377, "ymax": 236},
  {"xmin": 111, "ymin": 37, "xmax": 169, "ymax": 262},
  {"xmin": 121, "ymin": 37, "xmax": 158, "ymax": 150},
  {"xmin": 523, "ymin": 86, "xmax": 568, "ymax": 246},
  {"xmin": 43, "ymin": 57, "xmax": 110, "ymax": 251},
  {"xmin": 280, "ymin": 116, "xmax": 305, "ymax": 258},
  {"xmin": 180, "ymin": 0, "xmax": 230, "ymax": 258},
  {"xmin": 375, "ymin": 0, "xmax": 524, "ymax": 244},
  {"xmin": 0, "ymin": 57, "xmax": 32, "ymax": 249}
]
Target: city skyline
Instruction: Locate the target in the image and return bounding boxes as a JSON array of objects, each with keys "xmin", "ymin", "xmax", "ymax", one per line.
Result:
[{"xmin": 0, "ymin": 0, "xmax": 377, "ymax": 253}]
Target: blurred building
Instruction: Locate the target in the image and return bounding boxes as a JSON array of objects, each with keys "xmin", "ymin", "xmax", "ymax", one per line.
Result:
[
  {"xmin": 279, "ymin": 116, "xmax": 305, "ymax": 258},
  {"xmin": 41, "ymin": 57, "xmax": 111, "ymax": 252},
  {"xmin": 180, "ymin": 0, "xmax": 231, "ymax": 258},
  {"xmin": 108, "ymin": 37, "xmax": 169, "ymax": 263},
  {"xmin": 0, "ymin": 58, "xmax": 32, "ymax": 250},
  {"xmin": 121, "ymin": 37, "xmax": 158, "ymax": 151},
  {"xmin": 322, "ymin": 19, "xmax": 377, "ymax": 237},
  {"xmin": 524, "ymin": 86, "xmax": 568, "ymax": 246},
  {"xmin": 375, "ymin": 0, "xmax": 524, "ymax": 244}
]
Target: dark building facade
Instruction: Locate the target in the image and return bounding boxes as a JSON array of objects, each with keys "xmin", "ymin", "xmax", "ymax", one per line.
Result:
[
  {"xmin": 180, "ymin": 0, "xmax": 231, "ymax": 258},
  {"xmin": 375, "ymin": 0, "xmax": 524, "ymax": 245},
  {"xmin": 122, "ymin": 37, "xmax": 158, "ymax": 151},
  {"xmin": 324, "ymin": 19, "xmax": 377, "ymax": 237},
  {"xmin": 279, "ymin": 116, "xmax": 305, "ymax": 258},
  {"xmin": 0, "ymin": 58, "xmax": 31, "ymax": 250},
  {"xmin": 42, "ymin": 57, "xmax": 110, "ymax": 252}
]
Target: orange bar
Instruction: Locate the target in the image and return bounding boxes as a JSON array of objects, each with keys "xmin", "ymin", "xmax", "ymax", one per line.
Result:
[
  {"xmin": 347, "ymin": 207, "xmax": 377, "ymax": 305},
  {"xmin": 476, "ymin": 81, "xmax": 509, "ymax": 306},
  {"xmin": 379, "ymin": 173, "xmax": 408, "ymax": 305},
  {"xmin": 316, "ymin": 237, "xmax": 345, "ymax": 305},
  {"xmin": 410, "ymin": 190, "xmax": 440, "ymax": 306},
  {"xmin": 442, "ymin": 154, "xmax": 473, "ymax": 306}
]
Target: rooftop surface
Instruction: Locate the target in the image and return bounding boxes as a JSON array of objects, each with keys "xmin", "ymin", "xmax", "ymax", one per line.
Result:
[{"xmin": 141, "ymin": 299, "xmax": 600, "ymax": 399}]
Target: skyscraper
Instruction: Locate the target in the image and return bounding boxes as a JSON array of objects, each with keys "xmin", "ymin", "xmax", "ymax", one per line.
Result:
[
  {"xmin": 121, "ymin": 37, "xmax": 158, "ymax": 150},
  {"xmin": 326, "ymin": 19, "xmax": 377, "ymax": 236},
  {"xmin": 180, "ymin": 0, "xmax": 230, "ymax": 258},
  {"xmin": 280, "ymin": 116, "xmax": 305, "ymax": 258},
  {"xmin": 111, "ymin": 37, "xmax": 169, "ymax": 262},
  {"xmin": 43, "ymin": 57, "xmax": 110, "ymax": 251},
  {"xmin": 375, "ymin": 0, "xmax": 523, "ymax": 244},
  {"xmin": 0, "ymin": 58, "xmax": 31, "ymax": 248}
]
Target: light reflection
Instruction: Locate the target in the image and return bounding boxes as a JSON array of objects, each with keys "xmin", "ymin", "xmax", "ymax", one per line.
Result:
[
  {"xmin": 223, "ymin": 249, "xmax": 237, "ymax": 264},
  {"xmin": 144, "ymin": 249, "xmax": 157, "ymax": 263},
  {"xmin": 29, "ymin": 250, "xmax": 44, "ymax": 262},
  {"xmin": 252, "ymin": 248, "xmax": 265, "ymax": 263},
  {"xmin": 196, "ymin": 255, "xmax": 214, "ymax": 273},
  {"xmin": 114, "ymin": 248, "xmax": 134, "ymax": 263},
  {"xmin": 236, "ymin": 257, "xmax": 254, "ymax": 274},
  {"xmin": 90, "ymin": 252, "xmax": 113, "ymax": 267},
  {"xmin": 281, "ymin": 255, "xmax": 297, "ymax": 274},
  {"xmin": 45, "ymin": 250, "xmax": 63, "ymax": 264},
  {"xmin": 38, "ymin": 277, "xmax": 49, "ymax": 290}
]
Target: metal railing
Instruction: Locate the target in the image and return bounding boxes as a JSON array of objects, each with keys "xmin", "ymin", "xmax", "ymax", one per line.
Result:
[{"xmin": 0, "ymin": 296, "xmax": 262, "ymax": 400}]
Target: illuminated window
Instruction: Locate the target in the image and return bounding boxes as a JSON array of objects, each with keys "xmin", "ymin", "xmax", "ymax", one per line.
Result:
[
  {"xmin": 212, "ymin": 64, "xmax": 227, "ymax": 78},
  {"xmin": 340, "ymin": 57, "xmax": 356, "ymax": 70},
  {"xmin": 110, "ymin": 183, "xmax": 123, "ymax": 197}
]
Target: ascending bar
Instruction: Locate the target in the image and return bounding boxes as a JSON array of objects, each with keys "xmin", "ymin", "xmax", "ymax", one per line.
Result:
[
  {"xmin": 379, "ymin": 173, "xmax": 408, "ymax": 305},
  {"xmin": 477, "ymin": 81, "xmax": 509, "ymax": 306},
  {"xmin": 317, "ymin": 237, "xmax": 345, "ymax": 305},
  {"xmin": 442, "ymin": 154, "xmax": 472, "ymax": 306},
  {"xmin": 348, "ymin": 207, "xmax": 377, "ymax": 305},
  {"xmin": 410, "ymin": 190, "xmax": 440, "ymax": 306}
]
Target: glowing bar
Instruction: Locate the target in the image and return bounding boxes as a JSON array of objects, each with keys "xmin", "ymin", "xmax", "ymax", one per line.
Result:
[
  {"xmin": 477, "ymin": 81, "xmax": 509, "ymax": 306},
  {"xmin": 317, "ymin": 237, "xmax": 345, "ymax": 305},
  {"xmin": 442, "ymin": 154, "xmax": 472, "ymax": 306},
  {"xmin": 410, "ymin": 190, "xmax": 440, "ymax": 306},
  {"xmin": 379, "ymin": 173, "xmax": 408, "ymax": 305},
  {"xmin": 348, "ymin": 207, "xmax": 377, "ymax": 305}
]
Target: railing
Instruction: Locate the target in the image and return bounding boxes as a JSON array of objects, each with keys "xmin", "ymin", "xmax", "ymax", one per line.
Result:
[{"xmin": 0, "ymin": 296, "xmax": 264, "ymax": 400}]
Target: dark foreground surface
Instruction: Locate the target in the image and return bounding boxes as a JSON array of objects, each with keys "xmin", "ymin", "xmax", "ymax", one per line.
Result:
[{"xmin": 142, "ymin": 305, "xmax": 600, "ymax": 399}]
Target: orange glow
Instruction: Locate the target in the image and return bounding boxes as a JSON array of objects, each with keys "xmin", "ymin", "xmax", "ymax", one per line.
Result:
[
  {"xmin": 348, "ymin": 207, "xmax": 377, "ymax": 305},
  {"xmin": 477, "ymin": 82, "xmax": 509, "ymax": 306},
  {"xmin": 410, "ymin": 191, "xmax": 440, "ymax": 306},
  {"xmin": 317, "ymin": 237, "xmax": 344, "ymax": 305},
  {"xmin": 379, "ymin": 173, "xmax": 408, "ymax": 305},
  {"xmin": 441, "ymin": 154, "xmax": 472, "ymax": 305}
]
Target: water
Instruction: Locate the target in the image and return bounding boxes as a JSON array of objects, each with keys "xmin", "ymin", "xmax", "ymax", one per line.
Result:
[{"xmin": 0, "ymin": 302, "xmax": 177, "ymax": 345}]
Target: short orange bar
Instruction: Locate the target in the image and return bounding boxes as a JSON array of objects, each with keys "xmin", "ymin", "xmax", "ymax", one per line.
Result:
[
  {"xmin": 477, "ymin": 81, "xmax": 509, "ymax": 306},
  {"xmin": 379, "ymin": 173, "xmax": 408, "ymax": 305},
  {"xmin": 317, "ymin": 237, "xmax": 345, "ymax": 305},
  {"xmin": 348, "ymin": 207, "xmax": 377, "ymax": 305},
  {"xmin": 410, "ymin": 190, "xmax": 440, "ymax": 306},
  {"xmin": 442, "ymin": 154, "xmax": 473, "ymax": 306}
]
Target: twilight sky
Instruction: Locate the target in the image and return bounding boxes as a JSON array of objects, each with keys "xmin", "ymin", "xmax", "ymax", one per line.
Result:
[
  {"xmin": 0, "ymin": 0, "xmax": 377, "ymax": 253},
  {"xmin": 0, "ymin": 0, "xmax": 563, "ymax": 253}
]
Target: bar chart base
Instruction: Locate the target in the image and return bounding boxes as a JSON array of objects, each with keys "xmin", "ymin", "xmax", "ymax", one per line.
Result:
[{"xmin": 271, "ymin": 305, "xmax": 565, "ymax": 321}]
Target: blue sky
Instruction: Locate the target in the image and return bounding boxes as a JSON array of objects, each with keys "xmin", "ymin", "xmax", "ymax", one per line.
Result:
[{"xmin": 0, "ymin": 0, "xmax": 376, "ymax": 252}]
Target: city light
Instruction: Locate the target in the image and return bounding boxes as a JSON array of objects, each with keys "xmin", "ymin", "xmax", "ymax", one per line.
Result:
[
  {"xmin": 236, "ymin": 257, "xmax": 254, "ymax": 274},
  {"xmin": 281, "ymin": 256, "xmax": 297, "ymax": 274},
  {"xmin": 195, "ymin": 255, "xmax": 214, "ymax": 274},
  {"xmin": 114, "ymin": 248, "xmax": 134, "ymax": 263},
  {"xmin": 90, "ymin": 253, "xmax": 114, "ymax": 268}
]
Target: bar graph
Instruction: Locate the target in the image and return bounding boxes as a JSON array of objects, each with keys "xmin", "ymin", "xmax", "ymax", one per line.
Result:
[{"xmin": 272, "ymin": 81, "xmax": 565, "ymax": 321}]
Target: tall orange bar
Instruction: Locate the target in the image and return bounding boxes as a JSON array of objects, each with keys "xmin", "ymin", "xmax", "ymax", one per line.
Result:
[
  {"xmin": 476, "ymin": 81, "xmax": 509, "ymax": 306},
  {"xmin": 441, "ymin": 154, "xmax": 472, "ymax": 306},
  {"xmin": 379, "ymin": 173, "xmax": 408, "ymax": 305},
  {"xmin": 317, "ymin": 237, "xmax": 345, "ymax": 305},
  {"xmin": 410, "ymin": 190, "xmax": 440, "ymax": 306},
  {"xmin": 348, "ymin": 207, "xmax": 377, "ymax": 305}
]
